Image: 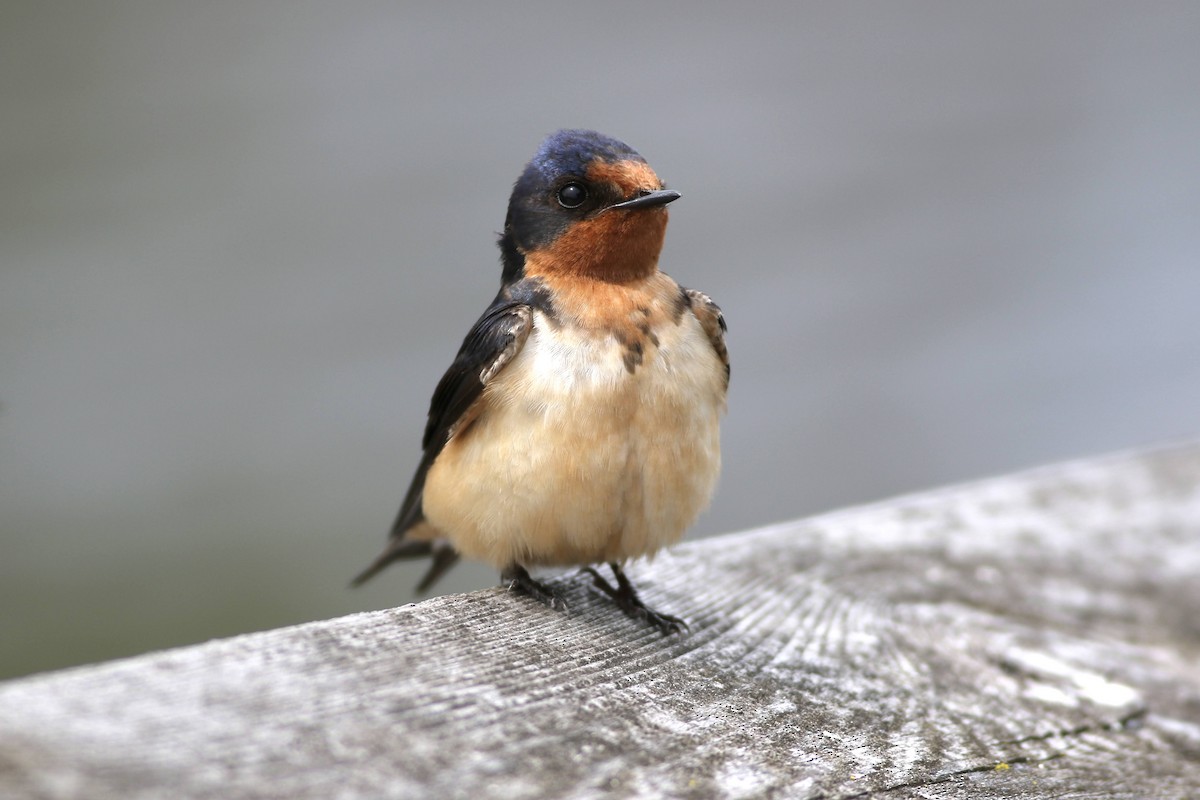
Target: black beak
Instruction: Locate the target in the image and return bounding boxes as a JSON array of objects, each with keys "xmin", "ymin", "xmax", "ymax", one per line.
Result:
[{"xmin": 610, "ymin": 189, "xmax": 681, "ymax": 210}]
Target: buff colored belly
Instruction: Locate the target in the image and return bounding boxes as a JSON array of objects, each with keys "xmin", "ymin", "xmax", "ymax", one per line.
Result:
[{"xmin": 421, "ymin": 311, "xmax": 725, "ymax": 570}]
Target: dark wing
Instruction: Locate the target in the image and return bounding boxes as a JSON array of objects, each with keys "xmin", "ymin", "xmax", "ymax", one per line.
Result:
[
  {"xmin": 351, "ymin": 297, "xmax": 533, "ymax": 588},
  {"xmin": 683, "ymin": 288, "xmax": 730, "ymax": 387}
]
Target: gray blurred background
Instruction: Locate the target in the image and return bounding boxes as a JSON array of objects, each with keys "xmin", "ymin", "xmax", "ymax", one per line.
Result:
[{"xmin": 3, "ymin": 2, "xmax": 1198, "ymax": 680}]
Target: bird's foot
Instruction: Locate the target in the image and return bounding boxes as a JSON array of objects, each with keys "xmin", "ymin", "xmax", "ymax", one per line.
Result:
[
  {"xmin": 501, "ymin": 564, "xmax": 568, "ymax": 612},
  {"xmin": 584, "ymin": 563, "xmax": 688, "ymax": 636}
]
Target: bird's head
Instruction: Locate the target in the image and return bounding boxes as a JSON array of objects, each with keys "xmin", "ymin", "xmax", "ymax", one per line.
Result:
[{"xmin": 500, "ymin": 129, "xmax": 679, "ymax": 284}]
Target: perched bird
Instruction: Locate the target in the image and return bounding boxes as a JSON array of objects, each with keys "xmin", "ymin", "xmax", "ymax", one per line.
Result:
[{"xmin": 353, "ymin": 129, "xmax": 728, "ymax": 633}]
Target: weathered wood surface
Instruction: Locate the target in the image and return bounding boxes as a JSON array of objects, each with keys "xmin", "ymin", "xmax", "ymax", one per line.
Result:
[{"xmin": 3, "ymin": 444, "xmax": 1200, "ymax": 799}]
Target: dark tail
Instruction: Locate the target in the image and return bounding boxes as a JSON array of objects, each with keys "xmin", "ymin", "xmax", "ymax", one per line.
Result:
[
  {"xmin": 350, "ymin": 538, "xmax": 461, "ymax": 593},
  {"xmin": 416, "ymin": 545, "xmax": 461, "ymax": 593},
  {"xmin": 350, "ymin": 539, "xmax": 434, "ymax": 587}
]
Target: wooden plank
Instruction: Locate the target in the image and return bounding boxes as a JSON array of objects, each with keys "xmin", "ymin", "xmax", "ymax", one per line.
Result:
[{"xmin": 2, "ymin": 443, "xmax": 1200, "ymax": 799}]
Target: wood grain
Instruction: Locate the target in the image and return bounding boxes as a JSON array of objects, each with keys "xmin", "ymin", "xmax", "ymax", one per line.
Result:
[{"xmin": 2, "ymin": 443, "xmax": 1199, "ymax": 799}]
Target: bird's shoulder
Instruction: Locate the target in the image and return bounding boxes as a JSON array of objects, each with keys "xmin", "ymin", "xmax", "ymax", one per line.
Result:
[{"xmin": 680, "ymin": 286, "xmax": 729, "ymax": 386}]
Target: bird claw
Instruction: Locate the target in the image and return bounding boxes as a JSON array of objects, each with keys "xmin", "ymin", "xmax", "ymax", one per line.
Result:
[
  {"xmin": 503, "ymin": 565, "xmax": 568, "ymax": 612},
  {"xmin": 625, "ymin": 604, "xmax": 689, "ymax": 636},
  {"xmin": 583, "ymin": 564, "xmax": 688, "ymax": 635}
]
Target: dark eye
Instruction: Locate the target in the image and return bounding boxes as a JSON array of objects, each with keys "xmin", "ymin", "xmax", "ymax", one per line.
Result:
[{"xmin": 556, "ymin": 182, "xmax": 587, "ymax": 209}]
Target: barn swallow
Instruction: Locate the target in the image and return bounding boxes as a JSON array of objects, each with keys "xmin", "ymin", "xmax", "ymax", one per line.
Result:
[{"xmin": 353, "ymin": 129, "xmax": 728, "ymax": 634}]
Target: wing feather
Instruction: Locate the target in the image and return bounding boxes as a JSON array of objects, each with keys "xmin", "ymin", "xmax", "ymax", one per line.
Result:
[
  {"xmin": 683, "ymin": 288, "xmax": 730, "ymax": 387},
  {"xmin": 351, "ymin": 297, "xmax": 532, "ymax": 587},
  {"xmin": 398, "ymin": 299, "xmax": 533, "ymax": 536}
]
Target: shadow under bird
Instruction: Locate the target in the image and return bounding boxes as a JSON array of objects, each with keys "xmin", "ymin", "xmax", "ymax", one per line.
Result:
[{"xmin": 353, "ymin": 129, "xmax": 729, "ymax": 633}]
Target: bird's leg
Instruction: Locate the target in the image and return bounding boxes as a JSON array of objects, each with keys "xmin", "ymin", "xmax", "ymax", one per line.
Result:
[
  {"xmin": 501, "ymin": 564, "xmax": 568, "ymax": 612},
  {"xmin": 583, "ymin": 562, "xmax": 688, "ymax": 635}
]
